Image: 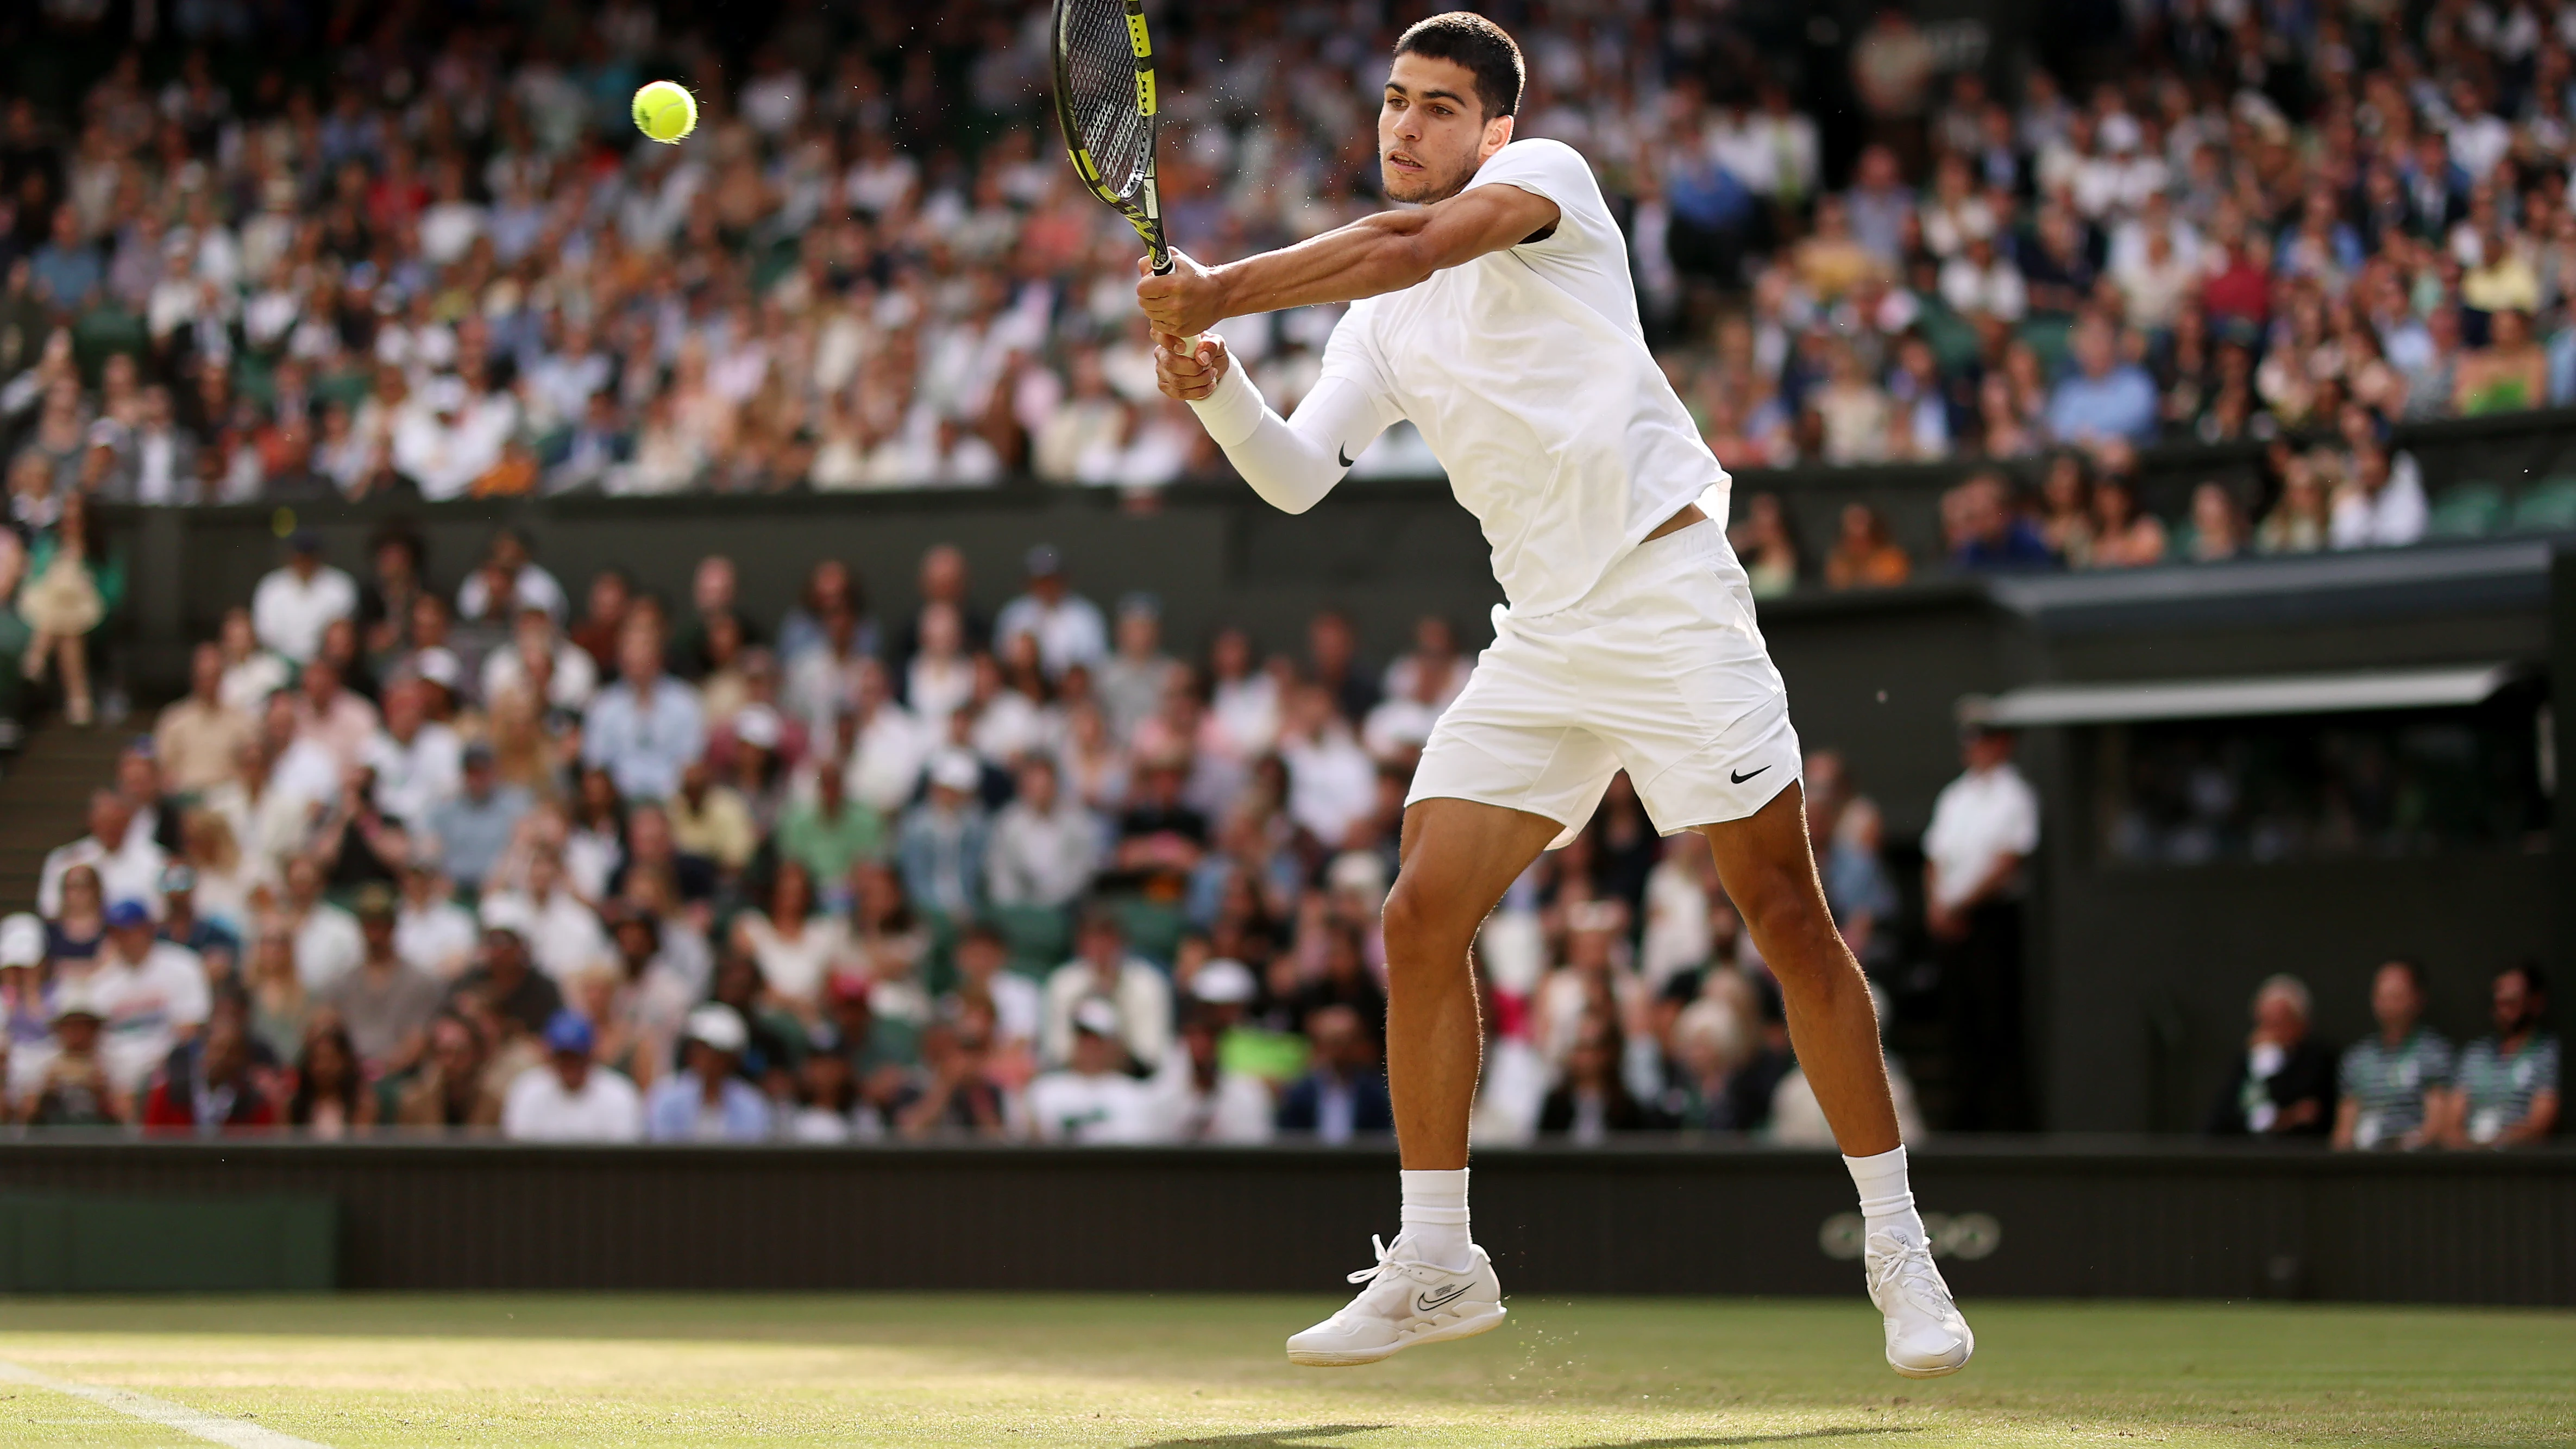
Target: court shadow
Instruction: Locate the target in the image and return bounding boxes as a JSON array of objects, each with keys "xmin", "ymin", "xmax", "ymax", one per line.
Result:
[
  {"xmin": 1566, "ymin": 1428, "xmax": 1920, "ymax": 1448},
  {"xmin": 1128, "ymin": 1426, "xmax": 1390, "ymax": 1448},
  {"xmin": 1131, "ymin": 1427, "xmax": 1914, "ymax": 1449}
]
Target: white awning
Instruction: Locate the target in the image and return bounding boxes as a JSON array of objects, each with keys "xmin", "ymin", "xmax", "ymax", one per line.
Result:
[{"xmin": 1963, "ymin": 664, "xmax": 2522, "ymax": 727}]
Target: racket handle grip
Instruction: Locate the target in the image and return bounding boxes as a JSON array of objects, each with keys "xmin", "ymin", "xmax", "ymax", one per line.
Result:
[{"xmin": 1150, "ymin": 252, "xmax": 1201, "ymax": 355}]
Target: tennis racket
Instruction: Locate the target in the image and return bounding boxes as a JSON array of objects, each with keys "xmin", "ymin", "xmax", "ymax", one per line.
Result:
[{"xmin": 1050, "ymin": 0, "xmax": 1198, "ymax": 351}]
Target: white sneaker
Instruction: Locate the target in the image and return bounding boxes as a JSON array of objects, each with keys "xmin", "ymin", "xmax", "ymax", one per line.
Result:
[
  {"xmin": 1864, "ymin": 1229, "xmax": 1975, "ymax": 1378},
  {"xmin": 1285, "ymin": 1234, "xmax": 1507, "ymax": 1368}
]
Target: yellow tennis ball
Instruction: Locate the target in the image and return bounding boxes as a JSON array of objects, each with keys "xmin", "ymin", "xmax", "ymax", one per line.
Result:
[{"xmin": 632, "ymin": 81, "xmax": 698, "ymax": 144}]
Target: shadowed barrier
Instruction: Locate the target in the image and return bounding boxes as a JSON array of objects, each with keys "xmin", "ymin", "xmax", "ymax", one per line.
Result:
[{"xmin": 0, "ymin": 1139, "xmax": 2566, "ymax": 1303}]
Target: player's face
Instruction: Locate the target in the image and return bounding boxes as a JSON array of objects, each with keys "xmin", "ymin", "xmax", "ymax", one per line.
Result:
[{"xmin": 1379, "ymin": 54, "xmax": 1511, "ymax": 204}]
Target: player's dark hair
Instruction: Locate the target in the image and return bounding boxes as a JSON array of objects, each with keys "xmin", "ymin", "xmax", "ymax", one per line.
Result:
[{"xmin": 1393, "ymin": 12, "xmax": 1524, "ymax": 120}]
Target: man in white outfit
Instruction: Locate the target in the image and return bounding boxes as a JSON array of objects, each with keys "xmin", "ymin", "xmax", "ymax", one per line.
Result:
[{"xmin": 1138, "ymin": 11, "xmax": 1970, "ymax": 1378}]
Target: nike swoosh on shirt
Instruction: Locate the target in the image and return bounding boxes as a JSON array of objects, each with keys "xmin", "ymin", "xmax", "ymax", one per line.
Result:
[
  {"xmin": 1415, "ymin": 1283, "xmax": 1472, "ymax": 1314},
  {"xmin": 1337, "ymin": 444, "xmax": 1354, "ymax": 469},
  {"xmin": 1730, "ymin": 766, "xmax": 1771, "ymax": 785}
]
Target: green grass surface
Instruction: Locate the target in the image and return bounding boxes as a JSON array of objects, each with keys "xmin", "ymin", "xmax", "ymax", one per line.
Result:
[{"xmin": 0, "ymin": 1294, "xmax": 2568, "ymax": 1447}]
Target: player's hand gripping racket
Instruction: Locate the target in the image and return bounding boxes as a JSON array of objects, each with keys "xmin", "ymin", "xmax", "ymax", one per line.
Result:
[{"xmin": 1051, "ymin": 0, "xmax": 1200, "ymax": 355}]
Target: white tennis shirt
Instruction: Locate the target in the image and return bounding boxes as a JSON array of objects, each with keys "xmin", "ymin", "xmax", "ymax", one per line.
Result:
[{"xmin": 1190, "ymin": 139, "xmax": 1729, "ymax": 616}]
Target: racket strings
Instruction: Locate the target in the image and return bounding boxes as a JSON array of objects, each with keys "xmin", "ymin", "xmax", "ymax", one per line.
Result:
[{"xmin": 1059, "ymin": 3, "xmax": 1152, "ymax": 199}]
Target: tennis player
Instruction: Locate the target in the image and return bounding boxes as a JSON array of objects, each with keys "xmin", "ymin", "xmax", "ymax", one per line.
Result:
[{"xmin": 1136, "ymin": 12, "xmax": 1973, "ymax": 1378}]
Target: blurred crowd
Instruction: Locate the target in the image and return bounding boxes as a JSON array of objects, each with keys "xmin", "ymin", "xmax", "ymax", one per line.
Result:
[
  {"xmin": 0, "ymin": 525, "xmax": 1936, "ymax": 1144},
  {"xmin": 0, "ymin": 0, "xmax": 2572, "ymax": 669},
  {"xmin": 2207, "ymin": 959, "xmax": 2559, "ymax": 1149}
]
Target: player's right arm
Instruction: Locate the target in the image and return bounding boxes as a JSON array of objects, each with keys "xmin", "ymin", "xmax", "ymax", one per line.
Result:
[{"xmin": 1152, "ymin": 326, "xmax": 1399, "ymax": 517}]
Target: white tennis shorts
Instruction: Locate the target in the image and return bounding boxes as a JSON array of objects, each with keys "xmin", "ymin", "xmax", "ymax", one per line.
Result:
[{"xmin": 1408, "ymin": 519, "xmax": 1802, "ymax": 848}]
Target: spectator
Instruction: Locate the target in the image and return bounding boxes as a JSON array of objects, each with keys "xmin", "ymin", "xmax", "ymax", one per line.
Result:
[
  {"xmin": 426, "ymin": 743, "xmax": 530, "ymax": 892},
  {"xmin": 643, "ymin": 1003, "xmax": 771, "ymax": 1141},
  {"xmin": 668, "ymin": 758, "xmax": 758, "ymax": 874},
  {"xmin": 986, "ymin": 755, "xmax": 1101, "ymax": 911},
  {"xmin": 1823, "ymin": 503, "xmax": 1912, "ymax": 590},
  {"xmin": 1922, "ymin": 724, "xmax": 2039, "ymax": 1131},
  {"xmin": 2327, "ymin": 444, "xmax": 2428, "ymax": 551},
  {"xmin": 14, "ymin": 493, "xmax": 111, "ymax": 724},
  {"xmin": 502, "ymin": 1011, "xmax": 646, "ymax": 1143},
  {"xmin": 2045, "ymin": 318, "xmax": 2160, "ymax": 445},
  {"xmin": 1024, "ymin": 998, "xmax": 1155, "ymax": 1143},
  {"xmin": 2333, "ymin": 959, "xmax": 2454, "ymax": 1151},
  {"xmin": 24, "ymin": 980, "xmax": 123, "ymax": 1127},
  {"xmin": 364, "ymin": 678, "xmax": 461, "ymax": 827},
  {"xmin": 278, "ymin": 854, "xmax": 363, "ymax": 990},
  {"xmin": 1727, "ymin": 492, "xmax": 1803, "ymax": 595},
  {"xmin": 774, "ymin": 756, "xmax": 885, "ymax": 888},
  {"xmin": 729, "ymin": 860, "xmax": 846, "ymax": 1021},
  {"xmin": 1276, "ymin": 1003, "xmax": 1393, "ymax": 1143},
  {"xmin": 90, "ymin": 899, "xmax": 212, "ymax": 1096},
  {"xmin": 249, "ymin": 532, "xmax": 355, "ymax": 665},
  {"xmin": 155, "ymin": 642, "xmax": 254, "ymax": 794},
  {"xmin": 2205, "ymin": 974, "xmax": 2338, "ymax": 1137},
  {"xmin": 215, "ymin": 606, "xmax": 292, "ymax": 714},
  {"xmin": 2085, "ymin": 477, "xmax": 2168, "ymax": 569},
  {"xmin": 897, "ymin": 750, "xmax": 990, "ymax": 922},
  {"xmin": 2441, "ymin": 964, "xmax": 2559, "ymax": 1149},
  {"xmin": 451, "ymin": 902, "xmax": 567, "ymax": 1038},
  {"xmin": 582, "ymin": 620, "xmax": 706, "ymax": 801},
  {"xmin": 286, "ymin": 1023, "xmax": 379, "ymax": 1139},
  {"xmin": 484, "ymin": 849, "xmax": 613, "ymax": 987},
  {"xmin": 316, "ymin": 885, "xmax": 442, "ymax": 1077},
  {"xmin": 139, "ymin": 1013, "xmax": 278, "ymax": 1136},
  {"xmin": 290, "ymin": 658, "xmax": 380, "ymax": 775},
  {"xmin": 390, "ymin": 1014, "xmax": 505, "ymax": 1131},
  {"xmin": 1040, "ymin": 909, "xmax": 1172, "ymax": 1070},
  {"xmin": 1538, "ymin": 1014, "xmax": 1656, "ymax": 1143},
  {"xmin": 394, "ymin": 858, "xmax": 478, "ymax": 980},
  {"xmin": 1095, "ymin": 593, "xmax": 1181, "ymax": 743},
  {"xmin": 994, "ymin": 544, "xmax": 1107, "ymax": 680},
  {"xmin": 1942, "ymin": 473, "xmax": 2054, "ymax": 571},
  {"xmin": 39, "ymin": 789, "xmax": 166, "ymax": 917},
  {"xmin": 895, "ymin": 1017, "xmax": 1014, "ymax": 1140}
]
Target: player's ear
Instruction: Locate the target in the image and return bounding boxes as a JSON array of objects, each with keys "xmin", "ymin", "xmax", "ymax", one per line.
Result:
[{"xmin": 1481, "ymin": 111, "xmax": 1515, "ymax": 162}]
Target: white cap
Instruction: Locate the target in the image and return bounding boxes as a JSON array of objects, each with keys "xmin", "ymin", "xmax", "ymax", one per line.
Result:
[
  {"xmin": 928, "ymin": 749, "xmax": 981, "ymax": 794},
  {"xmin": 1070, "ymin": 996, "xmax": 1122, "ymax": 1039},
  {"xmin": 686, "ymin": 1001, "xmax": 749, "ymax": 1054},
  {"xmin": 412, "ymin": 647, "xmax": 464, "ymax": 691},
  {"xmin": 478, "ymin": 893, "xmax": 536, "ymax": 938},
  {"xmin": 1190, "ymin": 958, "xmax": 1257, "ymax": 1005},
  {"xmin": 51, "ymin": 976, "xmax": 105, "ymax": 1023},
  {"xmin": 1325, "ymin": 850, "xmax": 1387, "ymax": 898},
  {"xmin": 0, "ymin": 913, "xmax": 42, "ymax": 969},
  {"xmin": 732, "ymin": 702, "xmax": 782, "ymax": 751}
]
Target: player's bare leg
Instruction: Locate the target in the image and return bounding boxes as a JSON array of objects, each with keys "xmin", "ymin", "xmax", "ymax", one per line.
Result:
[
  {"xmin": 1383, "ymin": 798, "xmax": 1562, "ymax": 1168},
  {"xmin": 1285, "ymin": 796, "xmax": 1556, "ymax": 1366},
  {"xmin": 1704, "ymin": 782, "xmax": 1974, "ymax": 1377}
]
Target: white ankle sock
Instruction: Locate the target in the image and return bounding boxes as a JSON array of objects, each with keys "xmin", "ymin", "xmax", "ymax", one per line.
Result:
[
  {"xmin": 1399, "ymin": 1168, "xmax": 1471, "ymax": 1268},
  {"xmin": 1843, "ymin": 1145, "xmax": 1926, "ymax": 1245}
]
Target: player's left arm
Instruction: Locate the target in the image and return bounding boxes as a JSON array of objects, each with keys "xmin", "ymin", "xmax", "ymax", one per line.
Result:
[{"xmin": 1136, "ymin": 183, "xmax": 1561, "ymax": 338}]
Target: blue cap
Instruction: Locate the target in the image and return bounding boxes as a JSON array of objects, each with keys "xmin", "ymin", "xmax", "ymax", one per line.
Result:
[
  {"xmin": 104, "ymin": 900, "xmax": 152, "ymax": 929},
  {"xmin": 542, "ymin": 1010, "xmax": 596, "ymax": 1056}
]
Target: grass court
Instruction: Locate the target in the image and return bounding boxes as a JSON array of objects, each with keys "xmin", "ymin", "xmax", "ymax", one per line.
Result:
[{"xmin": 0, "ymin": 1293, "xmax": 2568, "ymax": 1446}]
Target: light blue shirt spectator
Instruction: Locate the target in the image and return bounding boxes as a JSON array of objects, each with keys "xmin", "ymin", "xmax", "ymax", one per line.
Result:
[
  {"xmin": 642, "ymin": 1070, "xmax": 772, "ymax": 1141},
  {"xmin": 2045, "ymin": 321, "xmax": 2160, "ymax": 443},
  {"xmin": 582, "ymin": 671, "xmax": 706, "ymax": 801},
  {"xmin": 426, "ymin": 768, "xmax": 530, "ymax": 890},
  {"xmin": 30, "ymin": 228, "xmax": 101, "ymax": 312}
]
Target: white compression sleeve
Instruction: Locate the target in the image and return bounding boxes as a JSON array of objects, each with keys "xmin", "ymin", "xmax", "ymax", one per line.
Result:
[{"xmin": 1185, "ymin": 355, "xmax": 1390, "ymax": 516}]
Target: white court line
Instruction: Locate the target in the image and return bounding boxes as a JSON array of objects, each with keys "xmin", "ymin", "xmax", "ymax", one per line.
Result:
[{"xmin": 0, "ymin": 1358, "xmax": 331, "ymax": 1448}]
